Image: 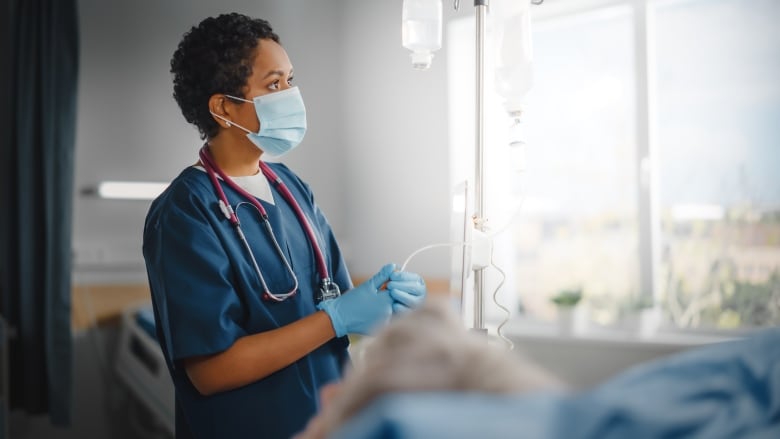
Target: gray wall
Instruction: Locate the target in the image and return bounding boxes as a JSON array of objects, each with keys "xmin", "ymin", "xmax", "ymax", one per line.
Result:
[
  {"xmin": 72, "ymin": 0, "xmax": 454, "ymax": 283},
  {"xmin": 340, "ymin": 0, "xmax": 453, "ymax": 277}
]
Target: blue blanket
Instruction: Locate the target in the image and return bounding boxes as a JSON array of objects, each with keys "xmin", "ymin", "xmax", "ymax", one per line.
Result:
[
  {"xmin": 135, "ymin": 306, "xmax": 158, "ymax": 341},
  {"xmin": 333, "ymin": 328, "xmax": 780, "ymax": 438}
]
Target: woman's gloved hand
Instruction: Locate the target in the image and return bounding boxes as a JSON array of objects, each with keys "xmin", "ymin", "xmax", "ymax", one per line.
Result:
[
  {"xmin": 317, "ymin": 264, "xmax": 394, "ymax": 337},
  {"xmin": 387, "ymin": 270, "xmax": 427, "ymax": 314}
]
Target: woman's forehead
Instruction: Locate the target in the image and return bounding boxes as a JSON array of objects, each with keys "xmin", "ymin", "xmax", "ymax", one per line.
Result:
[{"xmin": 251, "ymin": 39, "xmax": 293, "ymax": 75}]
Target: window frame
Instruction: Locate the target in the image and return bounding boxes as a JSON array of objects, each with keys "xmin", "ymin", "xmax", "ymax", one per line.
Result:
[
  {"xmin": 450, "ymin": 0, "xmax": 777, "ymax": 334},
  {"xmin": 533, "ymin": 0, "xmax": 661, "ymax": 305}
]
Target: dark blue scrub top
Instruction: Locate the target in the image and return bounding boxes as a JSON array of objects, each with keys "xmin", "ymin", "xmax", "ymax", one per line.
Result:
[{"xmin": 143, "ymin": 163, "xmax": 353, "ymax": 439}]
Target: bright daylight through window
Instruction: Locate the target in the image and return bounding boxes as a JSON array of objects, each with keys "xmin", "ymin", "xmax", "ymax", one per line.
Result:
[{"xmin": 448, "ymin": 0, "xmax": 780, "ymax": 333}]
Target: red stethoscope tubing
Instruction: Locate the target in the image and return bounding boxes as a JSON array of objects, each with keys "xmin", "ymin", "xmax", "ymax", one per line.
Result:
[{"xmin": 198, "ymin": 146, "xmax": 330, "ymax": 286}]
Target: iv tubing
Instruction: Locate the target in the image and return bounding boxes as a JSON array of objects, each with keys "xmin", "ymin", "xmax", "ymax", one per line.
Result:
[
  {"xmin": 400, "ymin": 242, "xmax": 468, "ymax": 272},
  {"xmin": 398, "ymin": 239, "xmax": 515, "ymax": 350},
  {"xmin": 489, "ymin": 248, "xmax": 514, "ymax": 350},
  {"xmin": 398, "ymin": 233, "xmax": 518, "ymax": 351}
]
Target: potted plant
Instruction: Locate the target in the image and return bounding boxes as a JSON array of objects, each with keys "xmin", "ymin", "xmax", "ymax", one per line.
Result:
[
  {"xmin": 550, "ymin": 287, "xmax": 585, "ymax": 334},
  {"xmin": 618, "ymin": 296, "xmax": 662, "ymax": 337}
]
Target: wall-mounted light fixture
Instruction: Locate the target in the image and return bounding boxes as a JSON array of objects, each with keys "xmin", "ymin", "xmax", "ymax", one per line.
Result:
[{"xmin": 81, "ymin": 181, "xmax": 168, "ymax": 200}]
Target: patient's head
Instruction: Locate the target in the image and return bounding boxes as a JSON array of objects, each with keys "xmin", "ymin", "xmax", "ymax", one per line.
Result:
[{"xmin": 295, "ymin": 299, "xmax": 563, "ymax": 438}]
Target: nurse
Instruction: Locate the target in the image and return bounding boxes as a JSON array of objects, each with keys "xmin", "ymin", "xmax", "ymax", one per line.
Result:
[{"xmin": 142, "ymin": 13, "xmax": 427, "ymax": 439}]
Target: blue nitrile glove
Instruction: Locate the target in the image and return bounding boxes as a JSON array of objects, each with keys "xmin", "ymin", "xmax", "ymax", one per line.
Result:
[
  {"xmin": 317, "ymin": 264, "xmax": 395, "ymax": 337},
  {"xmin": 387, "ymin": 270, "xmax": 427, "ymax": 314}
]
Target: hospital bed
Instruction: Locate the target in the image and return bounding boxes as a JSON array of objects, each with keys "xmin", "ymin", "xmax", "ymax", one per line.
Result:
[
  {"xmin": 114, "ymin": 304, "xmax": 780, "ymax": 439},
  {"xmin": 332, "ymin": 326, "xmax": 780, "ymax": 438},
  {"xmin": 114, "ymin": 303, "xmax": 175, "ymax": 436}
]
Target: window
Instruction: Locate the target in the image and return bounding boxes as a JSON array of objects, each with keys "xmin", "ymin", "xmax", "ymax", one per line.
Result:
[
  {"xmin": 447, "ymin": 0, "xmax": 780, "ymax": 330},
  {"xmin": 653, "ymin": 0, "xmax": 780, "ymax": 328}
]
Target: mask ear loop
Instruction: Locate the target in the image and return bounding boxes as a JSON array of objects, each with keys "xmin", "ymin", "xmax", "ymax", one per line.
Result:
[
  {"xmin": 210, "ymin": 94, "xmax": 253, "ymax": 131},
  {"xmin": 212, "ymin": 96, "xmax": 231, "ymax": 128},
  {"xmin": 210, "ymin": 111, "xmax": 254, "ymax": 134}
]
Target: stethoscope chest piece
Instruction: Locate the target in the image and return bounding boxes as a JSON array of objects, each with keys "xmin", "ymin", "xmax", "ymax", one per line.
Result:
[{"xmin": 317, "ymin": 278, "xmax": 341, "ymax": 303}]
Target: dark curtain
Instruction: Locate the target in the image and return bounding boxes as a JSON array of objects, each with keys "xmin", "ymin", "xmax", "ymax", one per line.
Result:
[{"xmin": 0, "ymin": 0, "xmax": 79, "ymax": 426}]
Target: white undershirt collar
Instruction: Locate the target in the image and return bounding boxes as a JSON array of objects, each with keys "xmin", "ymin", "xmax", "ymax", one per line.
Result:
[{"xmin": 193, "ymin": 165, "xmax": 275, "ymax": 205}]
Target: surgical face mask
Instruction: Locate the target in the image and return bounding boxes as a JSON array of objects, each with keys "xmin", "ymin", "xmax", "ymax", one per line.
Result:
[{"xmin": 211, "ymin": 86, "xmax": 307, "ymax": 157}]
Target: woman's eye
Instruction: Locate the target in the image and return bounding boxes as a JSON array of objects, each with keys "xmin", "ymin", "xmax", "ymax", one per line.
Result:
[
  {"xmin": 287, "ymin": 77, "xmax": 294, "ymax": 86},
  {"xmin": 268, "ymin": 80, "xmax": 280, "ymax": 90}
]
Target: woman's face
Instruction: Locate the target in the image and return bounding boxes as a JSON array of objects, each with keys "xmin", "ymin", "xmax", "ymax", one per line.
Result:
[{"xmin": 230, "ymin": 38, "xmax": 294, "ymax": 133}]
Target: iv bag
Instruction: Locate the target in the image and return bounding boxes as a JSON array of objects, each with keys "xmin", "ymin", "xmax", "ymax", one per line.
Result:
[
  {"xmin": 493, "ymin": 0, "xmax": 534, "ymax": 116},
  {"xmin": 402, "ymin": 0, "xmax": 443, "ymax": 70}
]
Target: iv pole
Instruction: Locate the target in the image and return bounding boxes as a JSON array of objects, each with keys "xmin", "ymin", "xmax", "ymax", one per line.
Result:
[
  {"xmin": 403, "ymin": 0, "xmax": 543, "ymax": 331},
  {"xmin": 472, "ymin": 0, "xmax": 488, "ymax": 331},
  {"xmin": 470, "ymin": 0, "xmax": 542, "ymax": 331}
]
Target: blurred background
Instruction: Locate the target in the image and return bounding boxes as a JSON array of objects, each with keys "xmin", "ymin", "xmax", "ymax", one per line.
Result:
[{"xmin": 2, "ymin": 0, "xmax": 779, "ymax": 437}]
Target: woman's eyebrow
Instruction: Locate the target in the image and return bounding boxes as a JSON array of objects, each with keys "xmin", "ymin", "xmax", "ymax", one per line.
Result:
[{"xmin": 262, "ymin": 68, "xmax": 294, "ymax": 79}]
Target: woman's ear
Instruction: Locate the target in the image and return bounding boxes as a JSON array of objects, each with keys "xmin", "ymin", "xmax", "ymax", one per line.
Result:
[{"xmin": 208, "ymin": 94, "xmax": 230, "ymax": 127}]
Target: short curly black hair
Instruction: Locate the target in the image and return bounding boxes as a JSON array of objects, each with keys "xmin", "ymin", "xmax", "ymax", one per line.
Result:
[{"xmin": 170, "ymin": 13, "xmax": 280, "ymax": 139}]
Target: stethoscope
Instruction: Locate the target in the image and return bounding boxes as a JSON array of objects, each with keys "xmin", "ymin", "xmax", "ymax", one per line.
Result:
[{"xmin": 198, "ymin": 145, "xmax": 342, "ymax": 303}]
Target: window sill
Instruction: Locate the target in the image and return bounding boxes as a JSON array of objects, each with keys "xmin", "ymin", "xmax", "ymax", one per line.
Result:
[
  {"xmin": 493, "ymin": 318, "xmax": 746, "ymax": 388},
  {"xmin": 499, "ymin": 318, "xmax": 739, "ymax": 351}
]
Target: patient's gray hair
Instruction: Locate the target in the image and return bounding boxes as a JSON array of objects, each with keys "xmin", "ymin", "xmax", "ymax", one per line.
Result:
[{"xmin": 297, "ymin": 299, "xmax": 563, "ymax": 438}]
